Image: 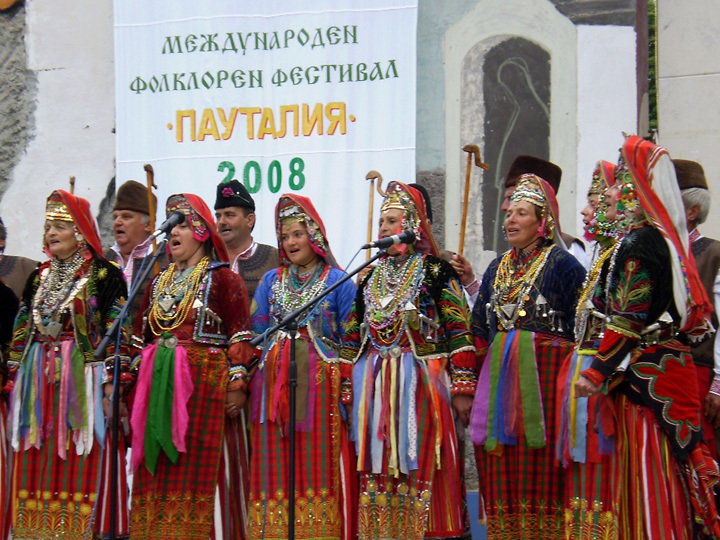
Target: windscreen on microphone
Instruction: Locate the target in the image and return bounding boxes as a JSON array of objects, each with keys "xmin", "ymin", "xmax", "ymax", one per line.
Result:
[
  {"xmin": 362, "ymin": 230, "xmax": 416, "ymax": 249},
  {"xmin": 151, "ymin": 210, "xmax": 186, "ymax": 238}
]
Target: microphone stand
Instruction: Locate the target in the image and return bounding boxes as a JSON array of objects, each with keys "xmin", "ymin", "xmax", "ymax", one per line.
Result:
[
  {"xmin": 94, "ymin": 237, "xmax": 168, "ymax": 540},
  {"xmin": 250, "ymin": 247, "xmax": 388, "ymax": 540}
]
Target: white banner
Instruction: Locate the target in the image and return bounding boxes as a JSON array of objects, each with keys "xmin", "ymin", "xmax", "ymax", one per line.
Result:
[{"xmin": 114, "ymin": 1, "xmax": 417, "ymax": 269}]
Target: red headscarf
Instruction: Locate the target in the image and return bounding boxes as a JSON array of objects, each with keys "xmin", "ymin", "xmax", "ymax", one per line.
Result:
[
  {"xmin": 166, "ymin": 193, "xmax": 229, "ymax": 263},
  {"xmin": 591, "ymin": 161, "xmax": 617, "ymax": 195},
  {"xmin": 45, "ymin": 189, "xmax": 105, "ymax": 259},
  {"xmin": 275, "ymin": 194, "xmax": 338, "ymax": 268},
  {"xmin": 380, "ymin": 181, "xmax": 440, "ymax": 257},
  {"xmin": 621, "ymin": 135, "xmax": 713, "ymax": 340}
]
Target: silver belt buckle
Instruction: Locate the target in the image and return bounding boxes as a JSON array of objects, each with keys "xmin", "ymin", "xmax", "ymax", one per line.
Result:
[{"xmin": 158, "ymin": 335, "xmax": 178, "ymax": 349}]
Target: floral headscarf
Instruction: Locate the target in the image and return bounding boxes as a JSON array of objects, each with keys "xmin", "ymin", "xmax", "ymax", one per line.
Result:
[
  {"xmin": 166, "ymin": 193, "xmax": 229, "ymax": 263},
  {"xmin": 509, "ymin": 174, "xmax": 566, "ymax": 249},
  {"xmin": 380, "ymin": 181, "xmax": 439, "ymax": 257},
  {"xmin": 620, "ymin": 135, "xmax": 713, "ymax": 340},
  {"xmin": 275, "ymin": 194, "xmax": 338, "ymax": 268},
  {"xmin": 44, "ymin": 189, "xmax": 104, "ymax": 259}
]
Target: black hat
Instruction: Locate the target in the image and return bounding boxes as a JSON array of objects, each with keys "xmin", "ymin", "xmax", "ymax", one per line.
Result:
[
  {"xmin": 215, "ymin": 180, "xmax": 255, "ymax": 211},
  {"xmin": 504, "ymin": 155, "xmax": 562, "ymax": 193}
]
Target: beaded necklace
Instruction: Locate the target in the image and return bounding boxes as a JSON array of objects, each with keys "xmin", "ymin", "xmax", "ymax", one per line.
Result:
[
  {"xmin": 149, "ymin": 256, "xmax": 209, "ymax": 335},
  {"xmin": 36, "ymin": 249, "xmax": 87, "ymax": 318},
  {"xmin": 272, "ymin": 263, "xmax": 330, "ymax": 323},
  {"xmin": 574, "ymin": 243, "xmax": 617, "ymax": 341},
  {"xmin": 491, "ymin": 244, "xmax": 552, "ymax": 331},
  {"xmin": 365, "ymin": 253, "xmax": 424, "ymax": 347},
  {"xmin": 32, "ymin": 249, "xmax": 89, "ymax": 339}
]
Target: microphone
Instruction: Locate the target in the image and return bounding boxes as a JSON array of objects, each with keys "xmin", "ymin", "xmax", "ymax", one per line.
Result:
[
  {"xmin": 150, "ymin": 210, "xmax": 186, "ymax": 239},
  {"xmin": 362, "ymin": 230, "xmax": 416, "ymax": 249}
]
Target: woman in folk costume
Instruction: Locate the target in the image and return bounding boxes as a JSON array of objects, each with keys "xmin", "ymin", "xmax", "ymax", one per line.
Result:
[
  {"xmin": 248, "ymin": 194, "xmax": 356, "ymax": 540},
  {"xmin": 575, "ymin": 136, "xmax": 720, "ymax": 539},
  {"xmin": 556, "ymin": 161, "xmax": 621, "ymax": 539},
  {"xmin": 341, "ymin": 181, "xmax": 475, "ymax": 540},
  {"xmin": 128, "ymin": 193, "xmax": 254, "ymax": 540},
  {"xmin": 4, "ymin": 190, "xmax": 130, "ymax": 539},
  {"xmin": 469, "ymin": 174, "xmax": 586, "ymax": 540}
]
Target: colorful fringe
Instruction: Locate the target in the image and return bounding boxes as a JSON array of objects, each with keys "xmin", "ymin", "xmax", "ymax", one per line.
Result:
[
  {"xmin": 556, "ymin": 349, "xmax": 619, "ymax": 539},
  {"xmin": 8, "ymin": 339, "xmax": 129, "ymax": 539},
  {"xmin": 352, "ymin": 351, "xmax": 466, "ymax": 539},
  {"xmin": 248, "ymin": 330, "xmax": 351, "ymax": 540},
  {"xmin": 472, "ymin": 331, "xmax": 573, "ymax": 540},
  {"xmin": 469, "ymin": 329, "xmax": 545, "ymax": 450}
]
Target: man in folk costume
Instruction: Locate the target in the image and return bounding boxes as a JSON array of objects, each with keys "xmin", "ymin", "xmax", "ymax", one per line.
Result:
[
  {"xmin": 105, "ymin": 179, "xmax": 168, "ymax": 322},
  {"xmin": 214, "ymin": 179, "xmax": 279, "ymax": 299},
  {"xmin": 675, "ymin": 158, "xmax": 720, "ymax": 461},
  {"xmin": 502, "ymin": 155, "xmax": 587, "ymax": 267}
]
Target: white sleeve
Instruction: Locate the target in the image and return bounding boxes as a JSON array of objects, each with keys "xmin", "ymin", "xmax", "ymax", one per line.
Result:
[{"xmin": 568, "ymin": 241, "xmax": 587, "ymax": 270}]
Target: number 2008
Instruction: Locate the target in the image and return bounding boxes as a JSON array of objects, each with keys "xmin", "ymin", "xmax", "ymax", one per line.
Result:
[{"xmin": 217, "ymin": 158, "xmax": 306, "ymax": 194}]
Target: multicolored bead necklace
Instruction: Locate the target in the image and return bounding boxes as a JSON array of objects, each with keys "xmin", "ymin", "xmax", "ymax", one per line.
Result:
[{"xmin": 365, "ymin": 253, "xmax": 424, "ymax": 347}]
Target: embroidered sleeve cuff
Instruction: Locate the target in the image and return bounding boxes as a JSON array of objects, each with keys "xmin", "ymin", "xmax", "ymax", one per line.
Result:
[
  {"xmin": 580, "ymin": 367, "xmax": 605, "ymax": 387},
  {"xmin": 229, "ymin": 330, "xmax": 252, "ymax": 344},
  {"xmin": 464, "ymin": 278, "xmax": 480, "ymax": 297},
  {"xmin": 710, "ymin": 377, "xmax": 720, "ymax": 396},
  {"xmin": 451, "ymin": 379, "xmax": 477, "ymax": 396},
  {"xmin": 105, "ymin": 355, "xmax": 133, "ymax": 383}
]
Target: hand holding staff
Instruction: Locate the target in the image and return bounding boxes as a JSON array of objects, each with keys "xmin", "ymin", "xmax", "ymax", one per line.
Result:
[
  {"xmin": 365, "ymin": 170, "xmax": 383, "ymax": 260},
  {"xmin": 459, "ymin": 145, "xmax": 489, "ymax": 254}
]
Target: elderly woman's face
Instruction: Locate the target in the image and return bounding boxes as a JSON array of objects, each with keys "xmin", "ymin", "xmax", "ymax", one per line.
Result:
[
  {"xmin": 379, "ymin": 208, "xmax": 405, "ymax": 255},
  {"xmin": 44, "ymin": 220, "xmax": 80, "ymax": 261},
  {"xmin": 505, "ymin": 200, "xmax": 542, "ymax": 250}
]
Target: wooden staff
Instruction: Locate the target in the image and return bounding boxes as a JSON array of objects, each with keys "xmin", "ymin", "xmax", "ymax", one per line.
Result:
[
  {"xmin": 69, "ymin": 176, "xmax": 75, "ymax": 194},
  {"xmin": 365, "ymin": 170, "xmax": 383, "ymax": 260},
  {"xmin": 144, "ymin": 164, "xmax": 159, "ymax": 274},
  {"xmin": 460, "ymin": 144, "xmax": 489, "ymax": 254}
]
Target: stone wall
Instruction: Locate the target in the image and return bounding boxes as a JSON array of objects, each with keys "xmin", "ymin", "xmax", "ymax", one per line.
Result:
[{"xmin": 0, "ymin": 2, "xmax": 36, "ymax": 204}]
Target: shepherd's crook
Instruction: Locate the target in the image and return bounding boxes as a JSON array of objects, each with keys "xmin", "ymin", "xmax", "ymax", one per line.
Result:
[
  {"xmin": 365, "ymin": 170, "xmax": 383, "ymax": 261},
  {"xmin": 460, "ymin": 145, "xmax": 489, "ymax": 254},
  {"xmin": 144, "ymin": 164, "xmax": 159, "ymax": 274}
]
